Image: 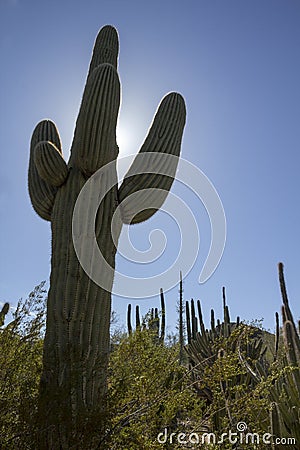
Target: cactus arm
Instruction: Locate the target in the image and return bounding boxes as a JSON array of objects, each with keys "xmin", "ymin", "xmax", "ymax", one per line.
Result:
[
  {"xmin": 28, "ymin": 120, "xmax": 62, "ymax": 221},
  {"xmin": 34, "ymin": 141, "xmax": 68, "ymax": 187},
  {"xmin": 118, "ymin": 92, "xmax": 186, "ymax": 224},
  {"xmin": 87, "ymin": 25, "xmax": 119, "ymax": 75},
  {"xmin": 70, "ymin": 63, "xmax": 120, "ymax": 176}
]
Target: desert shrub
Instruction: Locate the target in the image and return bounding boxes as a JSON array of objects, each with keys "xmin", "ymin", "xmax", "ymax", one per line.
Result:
[{"xmin": 0, "ymin": 282, "xmax": 46, "ymax": 449}]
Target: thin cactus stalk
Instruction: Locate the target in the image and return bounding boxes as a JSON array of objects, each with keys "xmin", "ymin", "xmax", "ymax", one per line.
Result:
[
  {"xmin": 0, "ymin": 302, "xmax": 9, "ymax": 327},
  {"xmin": 210, "ymin": 308, "xmax": 215, "ymax": 332},
  {"xmin": 127, "ymin": 303, "xmax": 132, "ymax": 335},
  {"xmin": 151, "ymin": 307, "xmax": 160, "ymax": 339},
  {"xmin": 197, "ymin": 299, "xmax": 206, "ymax": 336},
  {"xmin": 222, "ymin": 287, "xmax": 231, "ymax": 338},
  {"xmin": 150, "ymin": 308, "xmax": 154, "ymax": 324},
  {"xmin": 178, "ymin": 271, "xmax": 184, "ymax": 363},
  {"xmin": 28, "ymin": 25, "xmax": 186, "ymax": 446},
  {"xmin": 159, "ymin": 288, "xmax": 165, "ymax": 343},
  {"xmin": 186, "ymin": 300, "xmax": 191, "ymax": 345},
  {"xmin": 126, "ymin": 289, "xmax": 165, "ymax": 341},
  {"xmin": 135, "ymin": 305, "xmax": 141, "ymax": 331},
  {"xmin": 270, "ymin": 402, "xmax": 284, "ymax": 449},
  {"xmin": 191, "ymin": 298, "xmax": 197, "ymax": 340}
]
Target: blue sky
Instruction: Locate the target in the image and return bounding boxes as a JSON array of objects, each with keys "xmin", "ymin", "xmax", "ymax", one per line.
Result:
[{"xmin": 1, "ymin": 0, "xmax": 300, "ymax": 334}]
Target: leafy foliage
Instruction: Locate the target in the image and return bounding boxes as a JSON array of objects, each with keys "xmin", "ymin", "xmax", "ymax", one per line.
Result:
[
  {"xmin": 104, "ymin": 328, "xmax": 203, "ymax": 449},
  {"xmin": 0, "ymin": 282, "xmax": 46, "ymax": 449},
  {"xmin": 0, "ymin": 267, "xmax": 299, "ymax": 449}
]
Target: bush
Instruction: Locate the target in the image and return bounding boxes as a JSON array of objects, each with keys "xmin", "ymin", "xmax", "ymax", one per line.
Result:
[
  {"xmin": 104, "ymin": 328, "xmax": 203, "ymax": 449},
  {"xmin": 0, "ymin": 282, "xmax": 46, "ymax": 449}
]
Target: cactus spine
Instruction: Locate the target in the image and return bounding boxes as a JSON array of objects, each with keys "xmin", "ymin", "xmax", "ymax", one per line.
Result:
[{"xmin": 28, "ymin": 25, "xmax": 186, "ymax": 446}]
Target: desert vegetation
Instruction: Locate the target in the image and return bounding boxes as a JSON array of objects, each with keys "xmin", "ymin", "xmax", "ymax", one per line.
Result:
[
  {"xmin": 2, "ymin": 22, "xmax": 298, "ymax": 450},
  {"xmin": 0, "ymin": 263, "xmax": 299, "ymax": 449}
]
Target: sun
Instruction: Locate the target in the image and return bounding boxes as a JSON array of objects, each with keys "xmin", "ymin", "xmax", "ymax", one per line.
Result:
[{"xmin": 116, "ymin": 122, "xmax": 134, "ymax": 156}]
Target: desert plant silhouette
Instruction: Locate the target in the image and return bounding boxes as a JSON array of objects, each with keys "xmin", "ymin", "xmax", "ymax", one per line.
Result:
[{"xmin": 28, "ymin": 25, "xmax": 186, "ymax": 447}]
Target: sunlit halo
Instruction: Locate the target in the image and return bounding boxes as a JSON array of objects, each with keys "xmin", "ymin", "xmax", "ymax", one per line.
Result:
[{"xmin": 116, "ymin": 123, "xmax": 134, "ymax": 156}]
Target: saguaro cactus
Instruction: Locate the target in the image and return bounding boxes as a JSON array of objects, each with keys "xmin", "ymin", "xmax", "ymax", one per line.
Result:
[{"xmin": 28, "ymin": 25, "xmax": 186, "ymax": 446}]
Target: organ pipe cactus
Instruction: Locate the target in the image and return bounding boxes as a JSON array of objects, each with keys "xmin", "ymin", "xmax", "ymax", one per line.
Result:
[
  {"xmin": 184, "ymin": 290, "xmax": 270, "ymax": 431},
  {"xmin": 28, "ymin": 25, "xmax": 186, "ymax": 446},
  {"xmin": 269, "ymin": 263, "xmax": 300, "ymax": 448},
  {"xmin": 126, "ymin": 287, "xmax": 166, "ymax": 343},
  {"xmin": 185, "ymin": 288, "xmax": 240, "ymax": 347}
]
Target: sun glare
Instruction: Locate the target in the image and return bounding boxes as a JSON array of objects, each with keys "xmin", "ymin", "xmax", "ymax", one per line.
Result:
[{"xmin": 116, "ymin": 123, "xmax": 134, "ymax": 156}]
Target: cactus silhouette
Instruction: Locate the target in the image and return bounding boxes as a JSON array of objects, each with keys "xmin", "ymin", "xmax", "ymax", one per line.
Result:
[
  {"xmin": 28, "ymin": 25, "xmax": 186, "ymax": 445},
  {"xmin": 127, "ymin": 287, "xmax": 165, "ymax": 343},
  {"xmin": 0, "ymin": 302, "xmax": 9, "ymax": 327},
  {"xmin": 185, "ymin": 290, "xmax": 270, "ymax": 431},
  {"xmin": 269, "ymin": 263, "xmax": 300, "ymax": 448}
]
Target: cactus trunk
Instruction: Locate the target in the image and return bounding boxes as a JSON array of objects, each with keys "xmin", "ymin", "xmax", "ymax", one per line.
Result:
[{"xmin": 39, "ymin": 166, "xmax": 119, "ymax": 438}]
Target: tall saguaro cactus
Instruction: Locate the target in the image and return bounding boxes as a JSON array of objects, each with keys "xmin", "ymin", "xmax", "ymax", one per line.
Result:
[{"xmin": 28, "ymin": 25, "xmax": 186, "ymax": 446}]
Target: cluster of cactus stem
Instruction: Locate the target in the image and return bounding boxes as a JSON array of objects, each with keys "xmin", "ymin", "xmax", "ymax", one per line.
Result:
[
  {"xmin": 184, "ymin": 288, "xmax": 270, "ymax": 429},
  {"xmin": 184, "ymin": 287, "xmax": 240, "ymax": 353},
  {"xmin": 269, "ymin": 263, "xmax": 300, "ymax": 448},
  {"xmin": 127, "ymin": 288, "xmax": 165, "ymax": 343},
  {"xmin": 234, "ymin": 264, "xmax": 300, "ymax": 448},
  {"xmin": 28, "ymin": 24, "xmax": 186, "ymax": 447}
]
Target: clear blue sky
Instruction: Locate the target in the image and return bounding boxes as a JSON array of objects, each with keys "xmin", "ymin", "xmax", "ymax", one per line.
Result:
[{"xmin": 1, "ymin": 0, "xmax": 300, "ymax": 334}]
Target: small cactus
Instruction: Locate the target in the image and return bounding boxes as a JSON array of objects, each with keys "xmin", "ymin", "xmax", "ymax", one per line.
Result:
[{"xmin": 126, "ymin": 287, "xmax": 166, "ymax": 343}]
